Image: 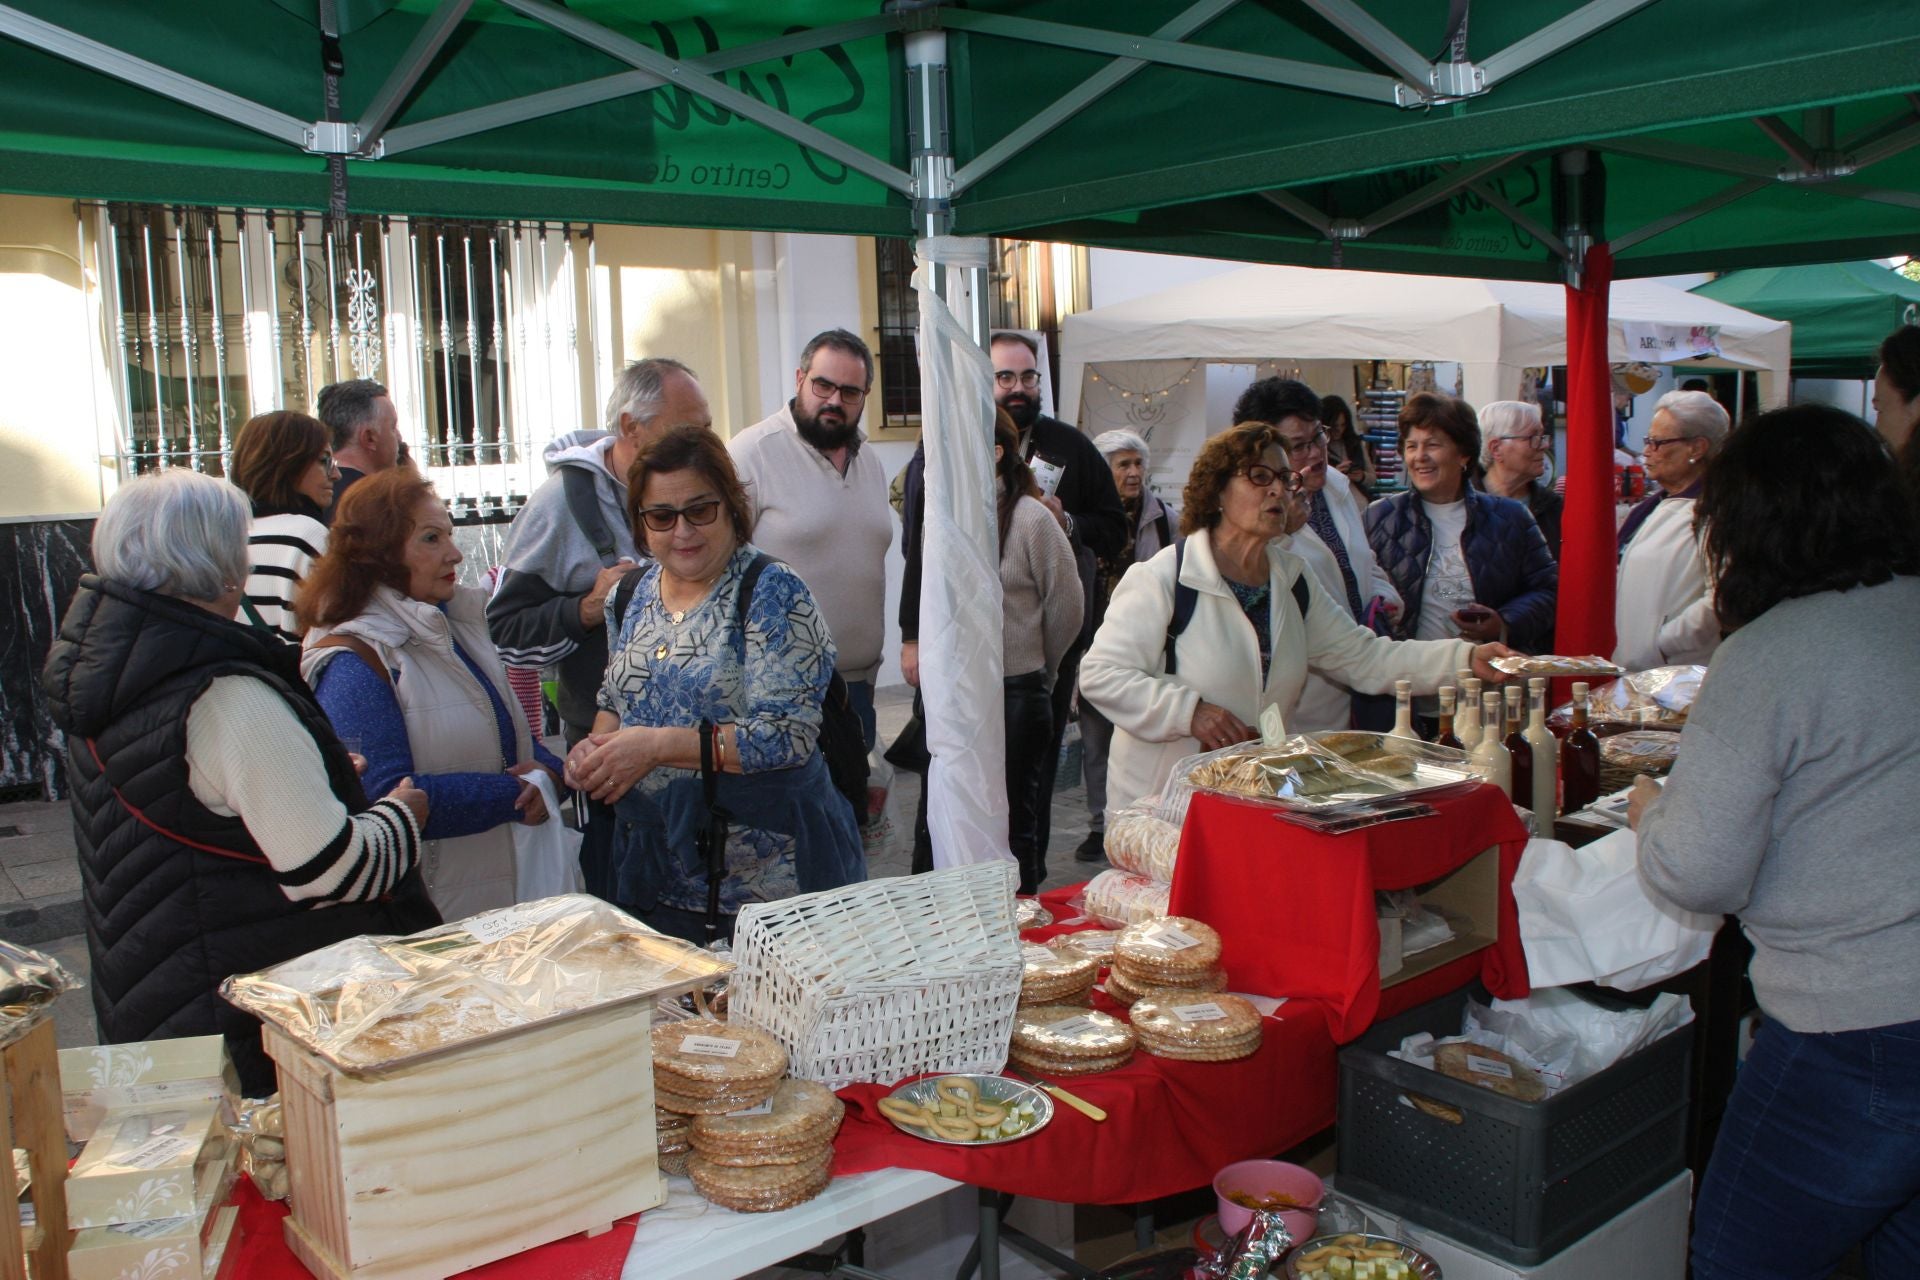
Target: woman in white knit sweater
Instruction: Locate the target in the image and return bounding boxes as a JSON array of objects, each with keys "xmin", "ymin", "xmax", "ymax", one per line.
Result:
[
  {"xmin": 911, "ymin": 412, "xmax": 1081, "ymax": 893},
  {"xmin": 229, "ymin": 410, "xmax": 336, "ymax": 643}
]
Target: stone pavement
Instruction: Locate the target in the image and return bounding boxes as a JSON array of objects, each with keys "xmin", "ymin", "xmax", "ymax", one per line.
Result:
[{"xmin": 1, "ymin": 684, "xmax": 1111, "ymax": 1054}]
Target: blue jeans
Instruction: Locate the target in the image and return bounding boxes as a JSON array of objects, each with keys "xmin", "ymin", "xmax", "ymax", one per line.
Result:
[
  {"xmin": 1691, "ymin": 1014, "xmax": 1920, "ymax": 1279},
  {"xmin": 843, "ymin": 677, "xmax": 877, "ymax": 754}
]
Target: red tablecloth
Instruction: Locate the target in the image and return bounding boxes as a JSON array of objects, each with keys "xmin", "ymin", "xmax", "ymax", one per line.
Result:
[{"xmin": 1169, "ymin": 784, "xmax": 1531, "ymax": 1041}]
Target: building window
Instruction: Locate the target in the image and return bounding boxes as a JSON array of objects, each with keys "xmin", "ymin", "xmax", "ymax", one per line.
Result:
[
  {"xmin": 86, "ymin": 202, "xmax": 590, "ymax": 521},
  {"xmin": 990, "ymin": 240, "xmax": 1090, "ymax": 386},
  {"xmin": 873, "ymin": 236, "xmax": 921, "ymax": 432}
]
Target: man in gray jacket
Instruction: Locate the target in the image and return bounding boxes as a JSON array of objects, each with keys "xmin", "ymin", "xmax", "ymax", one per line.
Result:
[{"xmin": 486, "ymin": 357, "xmax": 711, "ymax": 744}]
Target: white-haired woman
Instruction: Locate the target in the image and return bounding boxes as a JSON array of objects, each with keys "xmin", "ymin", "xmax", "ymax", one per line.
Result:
[
  {"xmin": 43, "ymin": 470, "xmax": 438, "ymax": 1097},
  {"xmin": 1614, "ymin": 389, "xmax": 1730, "ymax": 670},
  {"xmin": 1479, "ymin": 400, "xmax": 1562, "ymax": 562},
  {"xmin": 1075, "ymin": 429, "xmax": 1180, "ymax": 863}
]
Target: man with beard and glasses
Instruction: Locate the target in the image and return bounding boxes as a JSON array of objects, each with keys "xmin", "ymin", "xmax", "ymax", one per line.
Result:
[
  {"xmin": 897, "ymin": 331, "xmax": 1125, "ymax": 882},
  {"xmin": 729, "ymin": 329, "xmax": 893, "ymax": 755}
]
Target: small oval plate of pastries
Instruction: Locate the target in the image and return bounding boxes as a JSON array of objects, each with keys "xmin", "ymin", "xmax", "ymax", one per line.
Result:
[
  {"xmin": 877, "ymin": 1073, "xmax": 1054, "ymax": 1146},
  {"xmin": 1285, "ymin": 1233, "xmax": 1441, "ymax": 1279}
]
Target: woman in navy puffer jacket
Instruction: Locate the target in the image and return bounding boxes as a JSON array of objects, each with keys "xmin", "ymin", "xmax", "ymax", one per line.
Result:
[{"xmin": 1365, "ymin": 393, "xmax": 1558, "ymax": 654}]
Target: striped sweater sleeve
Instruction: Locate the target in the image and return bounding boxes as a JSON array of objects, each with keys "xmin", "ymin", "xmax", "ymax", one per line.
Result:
[
  {"xmin": 245, "ymin": 514, "xmax": 327, "ymax": 643},
  {"xmin": 184, "ymin": 676, "xmax": 422, "ymax": 904}
]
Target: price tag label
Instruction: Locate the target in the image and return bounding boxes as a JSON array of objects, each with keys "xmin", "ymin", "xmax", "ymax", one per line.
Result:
[
  {"xmin": 1142, "ymin": 923, "xmax": 1200, "ymax": 951},
  {"xmin": 1046, "ymin": 1016, "xmax": 1104, "ymax": 1038},
  {"xmin": 464, "ymin": 899, "xmax": 570, "ymax": 943},
  {"xmin": 680, "ymin": 1035, "xmax": 742, "ymax": 1059},
  {"xmin": 1464, "ymin": 1054, "xmax": 1515, "ymax": 1080},
  {"xmin": 1067, "ymin": 931, "xmax": 1117, "ymax": 955},
  {"xmin": 114, "ymin": 1134, "xmax": 196, "ymax": 1171},
  {"xmin": 727, "ymin": 1098, "xmax": 776, "ymax": 1117},
  {"xmin": 1172, "ymin": 1002, "xmax": 1227, "ymax": 1023},
  {"xmin": 1021, "ymin": 943, "xmax": 1056, "ymax": 964}
]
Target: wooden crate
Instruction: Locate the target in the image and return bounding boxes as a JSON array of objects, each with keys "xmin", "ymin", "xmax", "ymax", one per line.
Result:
[
  {"xmin": 0, "ymin": 1018, "xmax": 68, "ymax": 1280},
  {"xmin": 264, "ymin": 999, "xmax": 663, "ymax": 1280}
]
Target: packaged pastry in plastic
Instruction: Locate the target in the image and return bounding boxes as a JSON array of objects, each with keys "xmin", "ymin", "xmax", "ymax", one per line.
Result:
[
  {"xmin": 1047, "ymin": 929, "xmax": 1119, "ymax": 964},
  {"xmin": 1169, "ymin": 733, "xmax": 1478, "ymax": 814},
  {"xmin": 1015, "ymin": 898, "xmax": 1054, "ymax": 931},
  {"xmin": 0, "ymin": 939, "xmax": 80, "ymax": 1045},
  {"xmin": 1104, "ymin": 808, "xmax": 1181, "ymax": 882},
  {"xmin": 1599, "ymin": 729, "xmax": 1682, "ymax": 775},
  {"xmin": 652, "ymin": 1016, "xmax": 788, "ymax": 1113},
  {"xmin": 689, "ymin": 1078, "xmax": 844, "ymax": 1164},
  {"xmin": 1488, "ymin": 654, "xmax": 1624, "ymax": 678},
  {"xmin": 1104, "ymin": 963, "xmax": 1228, "ymax": 1008},
  {"xmin": 1007, "ymin": 1006, "xmax": 1136, "ymax": 1076},
  {"xmin": 1549, "ymin": 664, "xmax": 1706, "ymax": 731},
  {"xmin": 1018, "ymin": 943, "xmax": 1098, "ymax": 1007},
  {"xmin": 221, "ymin": 895, "xmax": 732, "ymax": 1072},
  {"xmin": 1082, "ymin": 870, "xmax": 1171, "ymax": 928},
  {"xmin": 1129, "ymin": 993, "xmax": 1264, "ymax": 1062},
  {"xmin": 1114, "ymin": 916, "xmax": 1224, "ymax": 983}
]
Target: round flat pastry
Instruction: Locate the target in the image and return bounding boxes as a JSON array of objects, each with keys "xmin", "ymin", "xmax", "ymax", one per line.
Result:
[
  {"xmin": 1128, "ymin": 994, "xmax": 1264, "ymax": 1062},
  {"xmin": 658, "ymin": 1148, "xmax": 691, "ymax": 1177},
  {"xmin": 1114, "ymin": 917, "xmax": 1223, "ymax": 978},
  {"xmin": 1048, "ymin": 930, "xmax": 1118, "ymax": 962},
  {"xmin": 1015, "ymin": 899, "xmax": 1054, "ymax": 931},
  {"xmin": 1433, "ymin": 1042, "xmax": 1547, "ymax": 1102},
  {"xmin": 688, "ymin": 1150, "xmax": 833, "ymax": 1212},
  {"xmin": 653, "ymin": 1017, "xmax": 788, "ymax": 1091},
  {"xmin": 691, "ymin": 1079, "xmax": 845, "ymax": 1157},
  {"xmin": 1009, "ymin": 1005, "xmax": 1135, "ymax": 1058},
  {"xmin": 1009, "ymin": 1047, "xmax": 1134, "ymax": 1077},
  {"xmin": 1105, "ymin": 964, "xmax": 1227, "ymax": 1006},
  {"xmin": 695, "ymin": 1140, "xmax": 835, "ymax": 1168},
  {"xmin": 655, "ymin": 1081, "xmax": 782, "ymax": 1115}
]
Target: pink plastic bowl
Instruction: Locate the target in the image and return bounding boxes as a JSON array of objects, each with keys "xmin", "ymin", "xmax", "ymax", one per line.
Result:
[{"xmin": 1213, "ymin": 1159, "xmax": 1323, "ymax": 1241}]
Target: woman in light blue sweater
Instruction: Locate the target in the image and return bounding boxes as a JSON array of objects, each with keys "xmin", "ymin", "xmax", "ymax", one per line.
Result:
[{"xmin": 1631, "ymin": 404, "xmax": 1920, "ymax": 1280}]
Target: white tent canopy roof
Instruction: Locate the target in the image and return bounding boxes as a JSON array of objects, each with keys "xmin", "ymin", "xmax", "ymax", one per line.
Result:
[{"xmin": 1058, "ymin": 263, "xmax": 1791, "ymax": 424}]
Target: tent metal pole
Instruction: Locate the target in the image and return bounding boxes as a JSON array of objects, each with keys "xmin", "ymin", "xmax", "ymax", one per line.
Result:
[
  {"xmin": 1752, "ymin": 116, "xmax": 1817, "ymax": 171},
  {"xmin": 357, "ymin": 0, "xmax": 474, "ymax": 151},
  {"xmin": 381, "ymin": 14, "xmax": 901, "ymax": 156},
  {"xmin": 1607, "ymin": 179, "xmax": 1770, "ymax": 255},
  {"xmin": 0, "ymin": 4, "xmax": 310, "ymax": 147},
  {"xmin": 1357, "ymin": 152, "xmax": 1529, "ymax": 237},
  {"xmin": 1255, "ymin": 189, "xmax": 1334, "ymax": 238},
  {"xmin": 938, "ymin": 9, "xmax": 1407, "ymax": 105},
  {"xmin": 495, "ymin": 0, "xmax": 913, "ymax": 193},
  {"xmin": 952, "ymin": 0, "xmax": 1240, "ymax": 193},
  {"xmin": 1849, "ymin": 118, "xmax": 1920, "ymax": 172},
  {"xmin": 1468, "ymin": 179, "xmax": 1571, "ymax": 262},
  {"xmin": 1476, "ymin": 0, "xmax": 1657, "ymax": 88},
  {"xmin": 1293, "ymin": 0, "xmax": 1432, "ymax": 89}
]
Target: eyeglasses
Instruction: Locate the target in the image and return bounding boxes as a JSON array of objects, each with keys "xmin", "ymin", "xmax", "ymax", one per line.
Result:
[
  {"xmin": 994, "ymin": 369, "xmax": 1042, "ymax": 389},
  {"xmin": 313, "ymin": 451, "xmax": 338, "ymax": 472},
  {"xmin": 1641, "ymin": 434, "xmax": 1699, "ymax": 454},
  {"xmin": 1242, "ymin": 463, "xmax": 1306, "ymax": 494},
  {"xmin": 1490, "ymin": 433, "xmax": 1549, "ymax": 451},
  {"xmin": 1281, "ymin": 430, "xmax": 1329, "ymax": 458},
  {"xmin": 807, "ymin": 376, "xmax": 867, "ymax": 405},
  {"xmin": 638, "ymin": 498, "xmax": 724, "ymax": 533}
]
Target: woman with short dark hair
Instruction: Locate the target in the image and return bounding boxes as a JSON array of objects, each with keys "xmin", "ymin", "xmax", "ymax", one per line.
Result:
[
  {"xmin": 300, "ymin": 468, "xmax": 562, "ymax": 921},
  {"xmin": 1873, "ymin": 323, "xmax": 1920, "ymax": 518},
  {"xmin": 1080, "ymin": 420, "xmax": 1515, "ymax": 814},
  {"xmin": 1320, "ymin": 393, "xmax": 1376, "ymax": 502},
  {"xmin": 1364, "ymin": 392, "xmax": 1558, "ymax": 653},
  {"xmin": 229, "ymin": 409, "xmax": 337, "ymax": 641},
  {"xmin": 1631, "ymin": 404, "xmax": 1920, "ymax": 1279},
  {"xmin": 565, "ymin": 426, "xmax": 863, "ymax": 943},
  {"xmin": 44, "ymin": 470, "xmax": 435, "ymax": 1094}
]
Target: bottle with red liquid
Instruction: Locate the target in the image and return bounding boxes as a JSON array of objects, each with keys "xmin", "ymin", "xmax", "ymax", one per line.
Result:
[
  {"xmin": 1503, "ymin": 685, "xmax": 1532, "ymax": 808},
  {"xmin": 1562, "ymin": 680, "xmax": 1602, "ymax": 814},
  {"xmin": 1435, "ymin": 686, "xmax": 1463, "ymax": 750}
]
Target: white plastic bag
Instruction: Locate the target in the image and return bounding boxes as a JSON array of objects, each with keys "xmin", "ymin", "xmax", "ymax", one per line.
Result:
[
  {"xmin": 1469, "ymin": 988, "xmax": 1694, "ymax": 1089},
  {"xmin": 1512, "ymin": 829, "xmax": 1718, "ymax": 990},
  {"xmin": 512, "ymin": 771, "xmax": 584, "ymax": 901}
]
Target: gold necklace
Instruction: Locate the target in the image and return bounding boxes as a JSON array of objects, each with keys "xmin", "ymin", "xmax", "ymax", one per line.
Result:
[{"xmin": 653, "ymin": 571, "xmax": 723, "ymax": 660}]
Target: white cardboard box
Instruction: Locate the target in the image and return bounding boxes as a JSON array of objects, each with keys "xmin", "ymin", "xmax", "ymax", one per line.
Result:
[
  {"xmin": 1331, "ymin": 1171, "xmax": 1691, "ymax": 1280},
  {"xmin": 59, "ymin": 1037, "xmax": 238, "ymax": 1144},
  {"xmin": 68, "ymin": 1101, "xmax": 227, "ymax": 1230}
]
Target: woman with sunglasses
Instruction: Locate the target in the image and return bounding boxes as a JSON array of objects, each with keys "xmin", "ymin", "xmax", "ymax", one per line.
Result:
[
  {"xmin": 1613, "ymin": 389, "xmax": 1729, "ymax": 671},
  {"xmin": 1477, "ymin": 400, "xmax": 1563, "ymax": 562},
  {"xmin": 565, "ymin": 426, "xmax": 862, "ymax": 944},
  {"xmin": 299, "ymin": 468, "xmax": 564, "ymax": 920},
  {"xmin": 1080, "ymin": 421, "xmax": 1516, "ymax": 816}
]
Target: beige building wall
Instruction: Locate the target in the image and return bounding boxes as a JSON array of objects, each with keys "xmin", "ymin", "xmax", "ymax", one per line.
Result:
[{"xmin": 0, "ymin": 195, "xmax": 111, "ymax": 517}]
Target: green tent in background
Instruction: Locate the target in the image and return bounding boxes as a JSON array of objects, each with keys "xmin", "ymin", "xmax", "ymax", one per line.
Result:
[{"xmin": 1693, "ymin": 262, "xmax": 1920, "ymax": 379}]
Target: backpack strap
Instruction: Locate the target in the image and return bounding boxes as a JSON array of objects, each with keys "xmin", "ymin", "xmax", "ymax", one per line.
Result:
[
  {"xmin": 1163, "ymin": 538, "xmax": 1199, "ymax": 675},
  {"xmin": 561, "ymin": 466, "xmax": 620, "ymax": 567},
  {"xmin": 732, "ymin": 552, "xmax": 777, "ymax": 656},
  {"xmin": 1290, "ymin": 572, "xmax": 1312, "ymax": 622},
  {"xmin": 609, "ymin": 566, "xmax": 646, "ymax": 635},
  {"xmin": 309, "ymin": 634, "xmax": 393, "ymax": 685}
]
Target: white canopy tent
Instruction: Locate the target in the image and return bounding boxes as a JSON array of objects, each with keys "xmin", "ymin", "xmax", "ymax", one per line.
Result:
[{"xmin": 1059, "ymin": 264, "xmax": 1790, "ymax": 485}]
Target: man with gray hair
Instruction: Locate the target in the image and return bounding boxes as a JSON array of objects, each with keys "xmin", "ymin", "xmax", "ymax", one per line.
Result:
[
  {"xmin": 1614, "ymin": 388, "xmax": 1730, "ymax": 670},
  {"xmin": 487, "ymin": 357, "xmax": 712, "ymax": 744},
  {"xmin": 316, "ymin": 378, "xmax": 401, "ymax": 522},
  {"xmin": 1074, "ymin": 429, "xmax": 1179, "ymax": 862}
]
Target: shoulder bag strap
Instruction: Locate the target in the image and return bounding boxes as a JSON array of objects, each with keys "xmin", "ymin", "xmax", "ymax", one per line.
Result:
[
  {"xmin": 1163, "ymin": 537, "xmax": 1198, "ymax": 675},
  {"xmin": 561, "ymin": 466, "xmax": 620, "ymax": 567},
  {"xmin": 309, "ymin": 634, "xmax": 393, "ymax": 685},
  {"xmin": 609, "ymin": 566, "xmax": 646, "ymax": 635}
]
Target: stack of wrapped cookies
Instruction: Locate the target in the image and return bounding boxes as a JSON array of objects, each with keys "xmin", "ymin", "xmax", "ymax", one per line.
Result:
[
  {"xmin": 1018, "ymin": 942, "xmax": 1098, "ymax": 1007},
  {"xmin": 1128, "ymin": 993, "xmax": 1264, "ymax": 1062},
  {"xmin": 686, "ymin": 1079, "xmax": 845, "ymax": 1212},
  {"xmin": 654, "ymin": 1107, "xmax": 692, "ymax": 1176},
  {"xmin": 652, "ymin": 1017, "xmax": 788, "ymax": 1114},
  {"xmin": 1106, "ymin": 916, "xmax": 1228, "ymax": 1007},
  {"xmin": 1007, "ymin": 1006, "xmax": 1137, "ymax": 1077}
]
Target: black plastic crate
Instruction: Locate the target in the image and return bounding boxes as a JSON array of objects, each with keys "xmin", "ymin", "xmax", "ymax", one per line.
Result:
[{"xmin": 1336, "ymin": 984, "xmax": 1690, "ymax": 1265}]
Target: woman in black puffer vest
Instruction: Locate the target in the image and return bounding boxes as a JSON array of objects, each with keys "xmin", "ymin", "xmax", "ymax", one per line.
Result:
[{"xmin": 44, "ymin": 470, "xmax": 439, "ymax": 1095}]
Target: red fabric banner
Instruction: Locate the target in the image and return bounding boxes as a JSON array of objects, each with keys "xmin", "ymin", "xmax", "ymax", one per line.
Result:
[
  {"xmin": 1167, "ymin": 786, "xmax": 1531, "ymax": 1042},
  {"xmin": 1557, "ymin": 241, "xmax": 1618, "ymax": 661}
]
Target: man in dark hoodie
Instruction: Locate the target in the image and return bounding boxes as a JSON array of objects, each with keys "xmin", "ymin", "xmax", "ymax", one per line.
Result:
[{"xmin": 486, "ymin": 357, "xmax": 711, "ymax": 746}]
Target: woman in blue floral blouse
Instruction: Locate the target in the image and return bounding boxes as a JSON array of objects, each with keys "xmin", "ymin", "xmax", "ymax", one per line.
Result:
[{"xmin": 564, "ymin": 426, "xmax": 864, "ymax": 942}]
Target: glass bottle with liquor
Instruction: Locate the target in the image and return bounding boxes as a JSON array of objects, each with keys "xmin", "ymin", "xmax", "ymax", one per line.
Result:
[
  {"xmin": 1503, "ymin": 685, "xmax": 1531, "ymax": 808},
  {"xmin": 1523, "ymin": 677, "xmax": 1559, "ymax": 822},
  {"xmin": 1435, "ymin": 686, "xmax": 1463, "ymax": 750},
  {"xmin": 1387, "ymin": 679, "xmax": 1421, "ymax": 747},
  {"xmin": 1562, "ymin": 680, "xmax": 1602, "ymax": 814},
  {"xmin": 1470, "ymin": 691, "xmax": 1512, "ymax": 794},
  {"xmin": 1459, "ymin": 676, "xmax": 1484, "ymax": 745}
]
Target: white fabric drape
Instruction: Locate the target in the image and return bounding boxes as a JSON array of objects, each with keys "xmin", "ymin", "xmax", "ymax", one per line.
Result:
[{"xmin": 913, "ymin": 237, "xmax": 1014, "ymax": 870}]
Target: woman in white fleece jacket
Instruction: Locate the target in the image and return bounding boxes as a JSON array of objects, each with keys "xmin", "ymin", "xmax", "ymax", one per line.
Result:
[{"xmin": 1079, "ymin": 421, "xmax": 1512, "ymax": 818}]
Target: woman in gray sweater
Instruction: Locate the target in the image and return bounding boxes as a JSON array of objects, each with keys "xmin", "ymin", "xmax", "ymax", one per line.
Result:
[{"xmin": 1630, "ymin": 404, "xmax": 1920, "ymax": 1280}]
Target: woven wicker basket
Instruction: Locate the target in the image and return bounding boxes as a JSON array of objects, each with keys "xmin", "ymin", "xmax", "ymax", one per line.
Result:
[{"xmin": 727, "ymin": 862, "xmax": 1024, "ymax": 1088}]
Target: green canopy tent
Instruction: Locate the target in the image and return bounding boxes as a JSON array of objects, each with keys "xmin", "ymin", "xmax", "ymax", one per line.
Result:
[
  {"xmin": 1693, "ymin": 262, "xmax": 1920, "ymax": 379},
  {"xmin": 5, "ymin": 0, "xmax": 1919, "ymax": 862}
]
